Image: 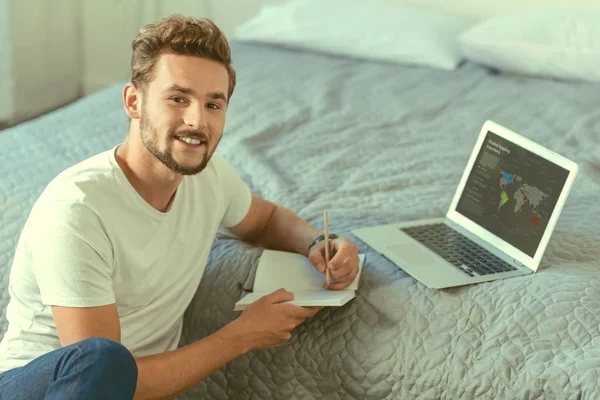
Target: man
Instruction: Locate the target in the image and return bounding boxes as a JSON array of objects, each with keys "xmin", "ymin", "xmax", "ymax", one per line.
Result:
[{"xmin": 0, "ymin": 14, "xmax": 360, "ymax": 400}]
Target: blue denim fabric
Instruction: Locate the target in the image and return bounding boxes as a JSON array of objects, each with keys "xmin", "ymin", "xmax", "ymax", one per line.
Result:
[{"xmin": 0, "ymin": 337, "xmax": 138, "ymax": 399}]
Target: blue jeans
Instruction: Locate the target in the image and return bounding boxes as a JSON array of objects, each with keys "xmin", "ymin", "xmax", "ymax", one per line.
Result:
[{"xmin": 0, "ymin": 337, "xmax": 138, "ymax": 399}]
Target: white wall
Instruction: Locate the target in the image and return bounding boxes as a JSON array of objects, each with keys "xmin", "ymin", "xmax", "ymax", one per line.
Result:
[
  {"xmin": 81, "ymin": 0, "xmax": 211, "ymax": 95},
  {"xmin": 11, "ymin": 0, "xmax": 80, "ymax": 124},
  {"xmin": 0, "ymin": 0, "xmax": 12, "ymax": 124},
  {"xmin": 0, "ymin": 0, "xmax": 80, "ymax": 126},
  {"xmin": 79, "ymin": 0, "xmax": 285, "ymax": 95}
]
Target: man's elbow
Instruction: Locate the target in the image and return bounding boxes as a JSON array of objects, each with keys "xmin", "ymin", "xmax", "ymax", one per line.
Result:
[{"xmin": 247, "ymin": 204, "xmax": 279, "ymax": 249}]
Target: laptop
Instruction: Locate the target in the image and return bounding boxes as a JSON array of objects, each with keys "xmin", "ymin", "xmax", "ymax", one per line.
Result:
[{"xmin": 352, "ymin": 120, "xmax": 579, "ymax": 289}]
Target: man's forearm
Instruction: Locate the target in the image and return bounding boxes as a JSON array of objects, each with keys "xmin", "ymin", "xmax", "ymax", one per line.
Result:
[
  {"xmin": 253, "ymin": 205, "xmax": 322, "ymax": 256},
  {"xmin": 133, "ymin": 321, "xmax": 248, "ymax": 400}
]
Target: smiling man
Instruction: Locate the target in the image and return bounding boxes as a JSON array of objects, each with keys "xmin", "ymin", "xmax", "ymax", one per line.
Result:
[{"xmin": 0, "ymin": 15, "xmax": 360, "ymax": 400}]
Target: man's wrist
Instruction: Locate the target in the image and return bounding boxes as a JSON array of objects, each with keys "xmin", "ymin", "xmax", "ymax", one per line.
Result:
[
  {"xmin": 217, "ymin": 321, "xmax": 251, "ymax": 356},
  {"xmin": 308, "ymin": 233, "xmax": 339, "ymax": 251}
]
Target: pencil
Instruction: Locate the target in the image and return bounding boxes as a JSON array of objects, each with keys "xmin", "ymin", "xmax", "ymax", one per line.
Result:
[{"xmin": 324, "ymin": 210, "xmax": 330, "ymax": 286}]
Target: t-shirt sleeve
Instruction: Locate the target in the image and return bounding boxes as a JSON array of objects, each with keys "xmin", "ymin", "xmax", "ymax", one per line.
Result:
[
  {"xmin": 26, "ymin": 200, "xmax": 116, "ymax": 308},
  {"xmin": 211, "ymin": 153, "xmax": 252, "ymax": 229}
]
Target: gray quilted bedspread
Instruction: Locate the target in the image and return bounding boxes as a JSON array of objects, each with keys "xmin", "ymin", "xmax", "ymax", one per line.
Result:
[{"xmin": 1, "ymin": 42, "xmax": 600, "ymax": 399}]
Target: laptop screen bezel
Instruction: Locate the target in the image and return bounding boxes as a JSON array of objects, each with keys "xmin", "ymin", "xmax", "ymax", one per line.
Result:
[{"xmin": 446, "ymin": 120, "xmax": 579, "ymax": 272}]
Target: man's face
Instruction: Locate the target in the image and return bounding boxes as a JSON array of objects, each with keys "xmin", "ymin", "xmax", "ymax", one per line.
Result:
[{"xmin": 138, "ymin": 54, "xmax": 229, "ymax": 176}]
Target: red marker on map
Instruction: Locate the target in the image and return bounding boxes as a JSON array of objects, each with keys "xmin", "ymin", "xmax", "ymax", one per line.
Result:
[{"xmin": 531, "ymin": 216, "xmax": 539, "ymax": 225}]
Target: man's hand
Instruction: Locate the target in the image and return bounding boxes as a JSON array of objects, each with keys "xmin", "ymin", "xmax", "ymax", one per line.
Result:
[
  {"xmin": 229, "ymin": 289, "xmax": 322, "ymax": 351},
  {"xmin": 308, "ymin": 237, "xmax": 360, "ymax": 290}
]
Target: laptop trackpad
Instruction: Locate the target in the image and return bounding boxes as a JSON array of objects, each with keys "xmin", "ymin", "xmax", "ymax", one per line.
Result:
[{"xmin": 387, "ymin": 243, "xmax": 437, "ymax": 265}]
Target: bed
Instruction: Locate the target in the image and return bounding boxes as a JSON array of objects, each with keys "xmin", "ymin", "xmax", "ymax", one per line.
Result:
[{"xmin": 2, "ymin": 6, "xmax": 600, "ymax": 400}]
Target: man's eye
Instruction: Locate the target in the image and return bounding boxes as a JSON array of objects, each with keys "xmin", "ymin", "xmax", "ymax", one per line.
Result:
[
  {"xmin": 207, "ymin": 103, "xmax": 221, "ymax": 110},
  {"xmin": 170, "ymin": 97, "xmax": 186, "ymax": 103}
]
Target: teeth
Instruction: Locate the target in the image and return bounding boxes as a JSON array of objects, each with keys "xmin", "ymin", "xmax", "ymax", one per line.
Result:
[{"xmin": 179, "ymin": 137, "xmax": 202, "ymax": 145}]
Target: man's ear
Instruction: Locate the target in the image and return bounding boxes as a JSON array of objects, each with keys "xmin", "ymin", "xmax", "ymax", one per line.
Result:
[{"xmin": 123, "ymin": 83, "xmax": 142, "ymax": 119}]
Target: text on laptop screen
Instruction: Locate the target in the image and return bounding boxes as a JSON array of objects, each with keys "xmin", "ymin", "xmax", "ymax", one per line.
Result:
[{"xmin": 455, "ymin": 131, "xmax": 570, "ymax": 257}]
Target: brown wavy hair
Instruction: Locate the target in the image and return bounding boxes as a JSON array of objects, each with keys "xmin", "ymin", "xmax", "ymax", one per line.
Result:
[{"xmin": 131, "ymin": 14, "xmax": 236, "ymax": 101}]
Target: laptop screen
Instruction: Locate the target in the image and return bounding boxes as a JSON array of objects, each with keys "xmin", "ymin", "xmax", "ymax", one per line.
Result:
[{"xmin": 455, "ymin": 131, "xmax": 570, "ymax": 257}]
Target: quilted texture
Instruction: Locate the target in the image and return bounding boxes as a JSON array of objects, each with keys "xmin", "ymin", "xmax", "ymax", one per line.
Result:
[{"xmin": 1, "ymin": 42, "xmax": 600, "ymax": 399}]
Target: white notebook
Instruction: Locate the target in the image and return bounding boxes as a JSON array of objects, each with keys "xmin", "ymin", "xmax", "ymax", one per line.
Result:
[{"xmin": 234, "ymin": 250, "xmax": 366, "ymax": 311}]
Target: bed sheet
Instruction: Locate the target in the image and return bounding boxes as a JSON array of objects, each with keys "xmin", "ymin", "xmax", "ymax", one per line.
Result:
[{"xmin": 0, "ymin": 42, "xmax": 599, "ymax": 399}]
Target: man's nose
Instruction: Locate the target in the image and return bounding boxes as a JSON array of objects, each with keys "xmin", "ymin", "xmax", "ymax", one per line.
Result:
[{"xmin": 184, "ymin": 106, "xmax": 207, "ymax": 130}]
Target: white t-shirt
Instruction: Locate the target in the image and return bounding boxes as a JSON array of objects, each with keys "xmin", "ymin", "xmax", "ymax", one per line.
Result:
[{"xmin": 0, "ymin": 146, "xmax": 252, "ymax": 373}]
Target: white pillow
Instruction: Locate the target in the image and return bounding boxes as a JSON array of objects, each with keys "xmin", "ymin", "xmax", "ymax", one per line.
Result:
[
  {"xmin": 234, "ymin": 0, "xmax": 475, "ymax": 71},
  {"xmin": 458, "ymin": 10, "xmax": 600, "ymax": 82}
]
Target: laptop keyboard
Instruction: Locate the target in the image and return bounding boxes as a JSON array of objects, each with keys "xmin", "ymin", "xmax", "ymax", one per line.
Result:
[{"xmin": 401, "ymin": 223, "xmax": 517, "ymax": 277}]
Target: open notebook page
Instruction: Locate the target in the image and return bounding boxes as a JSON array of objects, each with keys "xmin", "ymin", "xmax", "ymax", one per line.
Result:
[{"xmin": 234, "ymin": 251, "xmax": 365, "ymax": 310}]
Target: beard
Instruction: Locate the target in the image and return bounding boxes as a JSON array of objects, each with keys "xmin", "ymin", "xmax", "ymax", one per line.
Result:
[{"xmin": 139, "ymin": 111, "xmax": 212, "ymax": 176}]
